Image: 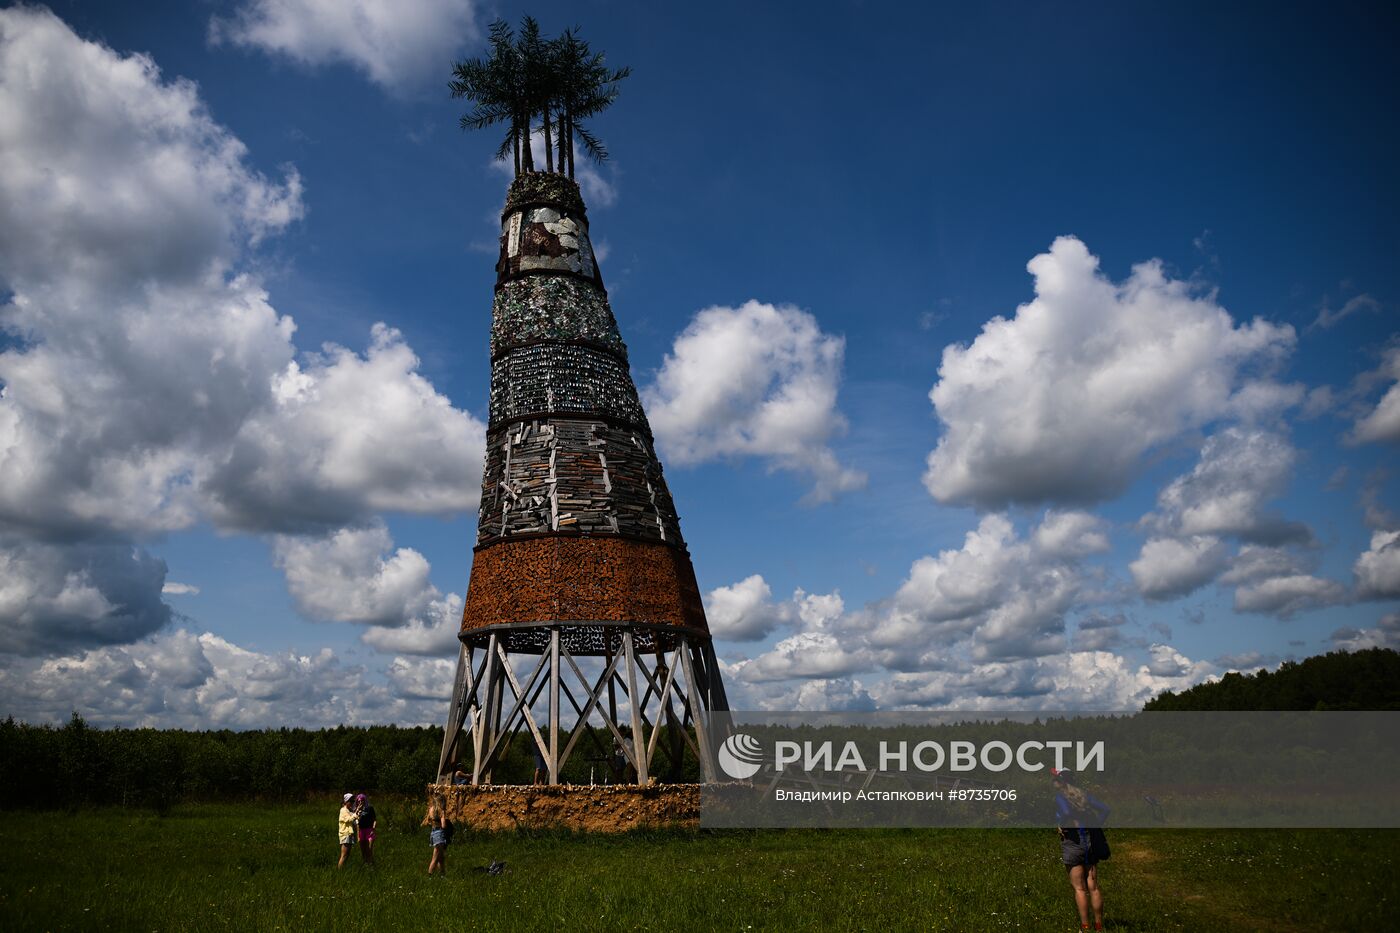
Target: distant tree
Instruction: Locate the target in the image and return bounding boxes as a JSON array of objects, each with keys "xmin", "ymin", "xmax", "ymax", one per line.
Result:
[
  {"xmin": 1145, "ymin": 647, "xmax": 1400, "ymax": 711},
  {"xmin": 517, "ymin": 16, "xmax": 554, "ymax": 174},
  {"xmin": 451, "ymin": 19, "xmax": 532, "ymax": 175},
  {"xmin": 551, "ymin": 27, "xmax": 631, "ymax": 180},
  {"xmin": 450, "ymin": 17, "xmax": 629, "ymax": 179}
]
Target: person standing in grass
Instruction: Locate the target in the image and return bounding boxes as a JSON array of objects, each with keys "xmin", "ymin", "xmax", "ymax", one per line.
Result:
[
  {"xmin": 354, "ymin": 793, "xmax": 377, "ymax": 866},
  {"xmin": 533, "ymin": 740, "xmax": 548, "ymax": 785},
  {"xmin": 427, "ymin": 797, "xmax": 451, "ymax": 876},
  {"xmin": 1053, "ymin": 768, "xmax": 1110, "ymax": 931},
  {"xmin": 337, "ymin": 793, "xmax": 358, "ymax": 869}
]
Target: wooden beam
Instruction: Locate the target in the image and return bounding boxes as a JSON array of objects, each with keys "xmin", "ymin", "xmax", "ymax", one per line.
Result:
[
  {"xmin": 623, "ymin": 632, "xmax": 648, "ymax": 784},
  {"xmin": 557, "ymin": 669, "xmax": 613, "ymax": 771},
  {"xmin": 645, "ymin": 647, "xmax": 682, "ymax": 767},
  {"xmin": 472, "ymin": 633, "xmax": 498, "ymax": 785},
  {"xmin": 677, "ymin": 637, "xmax": 717, "ymax": 783},
  {"xmin": 548, "ymin": 628, "xmax": 560, "ymax": 784},
  {"xmin": 495, "ymin": 642, "xmax": 550, "ymax": 754},
  {"xmin": 558, "ymin": 647, "xmax": 625, "ymax": 770},
  {"xmin": 436, "ymin": 642, "xmax": 469, "ymax": 779},
  {"xmin": 477, "ymin": 647, "xmax": 549, "ymax": 780},
  {"xmin": 701, "ymin": 640, "xmax": 732, "ymax": 712},
  {"xmin": 560, "ymin": 649, "xmax": 640, "ymax": 774}
]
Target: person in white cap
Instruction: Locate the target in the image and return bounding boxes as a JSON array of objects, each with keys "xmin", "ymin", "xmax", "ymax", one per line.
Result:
[{"xmin": 337, "ymin": 793, "xmax": 359, "ymax": 868}]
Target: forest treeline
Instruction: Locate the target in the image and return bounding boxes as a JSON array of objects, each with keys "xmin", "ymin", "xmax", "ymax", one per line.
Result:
[
  {"xmin": 0, "ymin": 716, "xmax": 445, "ymax": 810},
  {"xmin": 0, "ymin": 715, "xmax": 699, "ymax": 810},
  {"xmin": 1144, "ymin": 647, "xmax": 1400, "ymax": 711}
]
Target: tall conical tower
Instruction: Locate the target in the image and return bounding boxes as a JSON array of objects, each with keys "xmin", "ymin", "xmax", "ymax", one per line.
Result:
[{"xmin": 438, "ymin": 173, "xmax": 729, "ymax": 785}]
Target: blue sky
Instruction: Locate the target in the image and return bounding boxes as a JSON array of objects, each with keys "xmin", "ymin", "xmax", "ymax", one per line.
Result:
[{"xmin": 1, "ymin": 0, "xmax": 1397, "ymax": 726}]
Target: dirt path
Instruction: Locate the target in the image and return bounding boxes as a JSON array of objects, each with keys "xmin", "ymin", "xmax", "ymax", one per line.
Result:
[{"xmin": 1114, "ymin": 840, "xmax": 1305, "ymax": 933}]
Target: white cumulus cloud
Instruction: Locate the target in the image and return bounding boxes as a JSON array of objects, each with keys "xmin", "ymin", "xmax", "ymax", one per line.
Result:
[
  {"xmin": 1349, "ymin": 346, "xmax": 1400, "ymax": 444},
  {"xmin": 206, "ymin": 324, "xmax": 485, "ymax": 533},
  {"xmin": 703, "ymin": 575, "xmax": 793, "ymax": 642},
  {"xmin": 743, "ymin": 677, "xmax": 876, "ymax": 712},
  {"xmin": 273, "ymin": 523, "xmax": 435, "ymax": 626},
  {"xmin": 0, "ymin": 9, "xmax": 485, "ymax": 656},
  {"xmin": 1147, "ymin": 428, "xmax": 1309, "ymax": 544},
  {"xmin": 211, "ymin": 0, "xmax": 478, "ymax": 91},
  {"xmin": 362, "ymin": 595, "xmax": 463, "ymax": 656},
  {"xmin": 1032, "ymin": 510, "xmax": 1111, "ymax": 558},
  {"xmin": 869, "ymin": 513, "xmax": 1095, "ymax": 664},
  {"xmin": 273, "ymin": 523, "xmax": 465, "ymax": 655},
  {"xmin": 1330, "ymin": 613, "xmax": 1400, "ymax": 651},
  {"xmin": 723, "ymin": 587, "xmax": 872, "ymax": 683},
  {"xmin": 0, "ymin": 539, "xmax": 171, "ymax": 655},
  {"xmin": 1130, "ymin": 536, "xmax": 1229, "ymax": 601},
  {"xmin": 1232, "ymin": 574, "xmax": 1347, "ymax": 618},
  {"xmin": 872, "ymin": 648, "xmax": 1217, "ymax": 711},
  {"xmin": 1131, "ymin": 430, "xmax": 1336, "ymax": 614},
  {"xmin": 728, "ymin": 630, "xmax": 872, "ymax": 684},
  {"xmin": 1355, "ymin": 529, "xmax": 1400, "ymax": 600},
  {"xmin": 0, "ymin": 8, "xmax": 484, "ymax": 541},
  {"xmin": 385, "ymin": 655, "xmax": 455, "ymax": 701},
  {"xmin": 0, "ymin": 629, "xmax": 443, "ymax": 728},
  {"xmin": 924, "ymin": 236, "xmax": 1296, "ymax": 508},
  {"xmin": 642, "ymin": 301, "xmax": 866, "ymax": 503},
  {"xmin": 1074, "ymin": 613, "xmax": 1128, "ymax": 651}
]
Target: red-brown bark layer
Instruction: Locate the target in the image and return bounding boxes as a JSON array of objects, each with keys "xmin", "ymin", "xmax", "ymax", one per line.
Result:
[{"xmin": 461, "ymin": 536, "xmax": 709, "ymax": 633}]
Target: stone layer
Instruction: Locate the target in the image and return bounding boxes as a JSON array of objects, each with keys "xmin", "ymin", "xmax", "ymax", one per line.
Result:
[
  {"xmin": 497, "ymin": 204, "xmax": 601, "ymax": 288},
  {"xmin": 461, "ymin": 536, "xmax": 707, "ymax": 633},
  {"xmin": 477, "ymin": 418, "xmax": 680, "ymax": 544},
  {"xmin": 491, "ymin": 276, "xmax": 627, "ymax": 360},
  {"xmin": 488, "ymin": 344, "xmax": 645, "ymax": 427}
]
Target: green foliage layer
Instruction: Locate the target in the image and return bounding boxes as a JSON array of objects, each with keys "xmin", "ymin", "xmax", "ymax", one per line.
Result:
[
  {"xmin": 451, "ymin": 17, "xmax": 629, "ymax": 179},
  {"xmin": 1145, "ymin": 648, "xmax": 1400, "ymax": 711}
]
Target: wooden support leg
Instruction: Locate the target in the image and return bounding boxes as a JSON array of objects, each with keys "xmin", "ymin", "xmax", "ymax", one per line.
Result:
[
  {"xmin": 449, "ymin": 628, "xmax": 729, "ymax": 788},
  {"xmin": 486, "ymin": 645, "xmax": 505, "ymax": 784},
  {"xmin": 473, "ymin": 633, "xmax": 498, "ymax": 786},
  {"xmin": 701, "ymin": 639, "xmax": 731, "ymax": 712},
  {"xmin": 436, "ymin": 642, "xmax": 469, "ymax": 780},
  {"xmin": 622, "ymin": 632, "xmax": 648, "ymax": 785},
  {"xmin": 678, "ymin": 637, "xmax": 718, "ymax": 783},
  {"xmin": 549, "ymin": 628, "xmax": 560, "ymax": 784}
]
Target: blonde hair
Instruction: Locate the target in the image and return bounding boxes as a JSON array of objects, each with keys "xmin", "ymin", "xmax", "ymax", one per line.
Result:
[{"xmin": 1059, "ymin": 781, "xmax": 1089, "ymax": 814}]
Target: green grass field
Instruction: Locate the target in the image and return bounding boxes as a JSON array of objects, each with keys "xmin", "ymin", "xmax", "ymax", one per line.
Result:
[{"xmin": 0, "ymin": 799, "xmax": 1395, "ymax": 931}]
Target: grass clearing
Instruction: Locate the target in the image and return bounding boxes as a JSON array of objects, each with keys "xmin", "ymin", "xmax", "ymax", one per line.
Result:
[{"xmin": 0, "ymin": 800, "xmax": 1395, "ymax": 931}]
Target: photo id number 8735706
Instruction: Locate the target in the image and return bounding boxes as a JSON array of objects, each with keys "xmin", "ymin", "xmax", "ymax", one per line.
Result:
[{"xmin": 947, "ymin": 788, "xmax": 1017, "ymax": 801}]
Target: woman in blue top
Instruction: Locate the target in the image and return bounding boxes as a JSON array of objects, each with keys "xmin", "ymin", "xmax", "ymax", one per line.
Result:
[{"xmin": 1052, "ymin": 768, "xmax": 1110, "ymax": 931}]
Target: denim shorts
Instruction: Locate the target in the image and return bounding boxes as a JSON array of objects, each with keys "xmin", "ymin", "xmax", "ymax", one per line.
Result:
[
  {"xmin": 430, "ymin": 829, "xmax": 448, "ymax": 848},
  {"xmin": 1061, "ymin": 829, "xmax": 1110, "ymax": 866}
]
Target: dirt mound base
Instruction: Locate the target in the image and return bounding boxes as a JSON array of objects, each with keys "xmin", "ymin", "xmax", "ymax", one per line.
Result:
[{"xmin": 429, "ymin": 783, "xmax": 702, "ymax": 832}]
